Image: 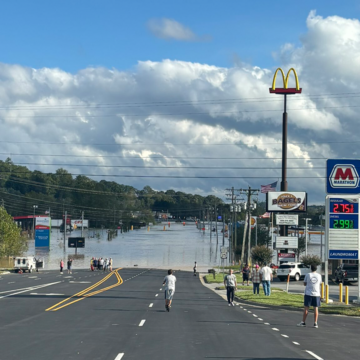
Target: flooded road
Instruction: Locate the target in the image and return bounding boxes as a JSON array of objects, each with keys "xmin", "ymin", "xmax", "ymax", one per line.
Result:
[{"xmin": 26, "ymin": 222, "xmax": 229, "ymax": 271}]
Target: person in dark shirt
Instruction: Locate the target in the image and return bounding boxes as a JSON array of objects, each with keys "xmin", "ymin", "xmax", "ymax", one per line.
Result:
[
  {"xmin": 242, "ymin": 264, "xmax": 250, "ymax": 286},
  {"xmin": 67, "ymin": 259, "xmax": 73, "ymax": 274}
]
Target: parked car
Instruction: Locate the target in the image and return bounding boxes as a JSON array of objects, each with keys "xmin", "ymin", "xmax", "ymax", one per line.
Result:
[
  {"xmin": 270, "ymin": 263, "xmax": 279, "ymax": 269},
  {"xmin": 277, "ymin": 262, "xmax": 311, "ymax": 281},
  {"xmin": 334, "ymin": 264, "xmax": 358, "ymax": 284}
]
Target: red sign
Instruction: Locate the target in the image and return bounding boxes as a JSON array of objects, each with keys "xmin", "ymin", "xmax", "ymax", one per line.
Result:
[{"xmin": 278, "ymin": 253, "xmax": 295, "ymax": 258}]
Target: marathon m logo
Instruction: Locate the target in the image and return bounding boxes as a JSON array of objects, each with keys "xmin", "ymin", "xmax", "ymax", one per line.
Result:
[
  {"xmin": 329, "ymin": 164, "xmax": 359, "ymax": 188},
  {"xmin": 269, "ymin": 68, "xmax": 302, "ymax": 94}
]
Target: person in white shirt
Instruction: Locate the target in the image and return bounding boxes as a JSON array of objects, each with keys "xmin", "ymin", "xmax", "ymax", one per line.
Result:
[
  {"xmin": 297, "ymin": 264, "xmax": 322, "ymax": 328},
  {"xmin": 163, "ymin": 269, "xmax": 177, "ymax": 312},
  {"xmin": 260, "ymin": 262, "xmax": 273, "ymax": 296}
]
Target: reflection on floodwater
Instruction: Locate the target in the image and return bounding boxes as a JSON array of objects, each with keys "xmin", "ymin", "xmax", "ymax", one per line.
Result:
[{"xmin": 26, "ymin": 223, "xmax": 228, "ymax": 271}]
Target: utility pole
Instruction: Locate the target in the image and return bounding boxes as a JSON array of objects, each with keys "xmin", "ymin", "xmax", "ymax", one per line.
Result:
[
  {"xmin": 64, "ymin": 211, "xmax": 67, "ymax": 248},
  {"xmin": 81, "ymin": 211, "xmax": 84, "ymax": 238},
  {"xmin": 215, "ymin": 200, "xmax": 218, "ymax": 244},
  {"xmin": 226, "ymin": 187, "xmax": 235, "ymax": 263},
  {"xmin": 239, "ymin": 187, "xmax": 260, "ymax": 264},
  {"xmin": 304, "ymin": 218, "xmax": 311, "ymax": 256}
]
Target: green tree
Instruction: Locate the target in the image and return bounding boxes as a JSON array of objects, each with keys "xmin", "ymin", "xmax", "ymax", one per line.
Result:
[
  {"xmin": 0, "ymin": 207, "xmax": 27, "ymax": 257},
  {"xmin": 300, "ymin": 255, "xmax": 322, "ymax": 267},
  {"xmin": 251, "ymin": 245, "xmax": 273, "ymax": 266}
]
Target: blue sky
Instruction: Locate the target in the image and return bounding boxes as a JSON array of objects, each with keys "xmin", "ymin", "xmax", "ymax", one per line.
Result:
[{"xmin": 1, "ymin": 0, "xmax": 360, "ymax": 72}]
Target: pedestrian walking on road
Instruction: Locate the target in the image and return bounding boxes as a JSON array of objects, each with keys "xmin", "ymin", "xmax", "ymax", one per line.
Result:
[
  {"xmin": 193, "ymin": 261, "xmax": 197, "ymax": 276},
  {"xmin": 242, "ymin": 264, "xmax": 250, "ymax": 286},
  {"xmin": 60, "ymin": 259, "xmax": 64, "ymax": 274},
  {"xmin": 260, "ymin": 262, "xmax": 273, "ymax": 296},
  {"xmin": 224, "ymin": 269, "xmax": 237, "ymax": 306},
  {"xmin": 163, "ymin": 269, "xmax": 177, "ymax": 312},
  {"xmin": 67, "ymin": 258, "xmax": 73, "ymax": 274},
  {"xmin": 297, "ymin": 264, "xmax": 322, "ymax": 328},
  {"xmin": 252, "ymin": 265, "xmax": 261, "ymax": 295}
]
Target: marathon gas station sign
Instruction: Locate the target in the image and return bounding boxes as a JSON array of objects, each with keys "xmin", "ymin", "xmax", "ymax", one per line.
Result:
[{"xmin": 326, "ymin": 160, "xmax": 360, "ymax": 260}]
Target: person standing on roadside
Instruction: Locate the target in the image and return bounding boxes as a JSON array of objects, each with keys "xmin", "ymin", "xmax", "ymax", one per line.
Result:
[
  {"xmin": 252, "ymin": 264, "xmax": 261, "ymax": 295},
  {"xmin": 224, "ymin": 269, "xmax": 237, "ymax": 306},
  {"xmin": 67, "ymin": 258, "xmax": 72, "ymax": 274},
  {"xmin": 260, "ymin": 262, "xmax": 273, "ymax": 296},
  {"xmin": 297, "ymin": 264, "xmax": 322, "ymax": 328},
  {"xmin": 242, "ymin": 264, "xmax": 250, "ymax": 286},
  {"xmin": 163, "ymin": 269, "xmax": 177, "ymax": 312},
  {"xmin": 60, "ymin": 259, "xmax": 64, "ymax": 274},
  {"xmin": 109, "ymin": 258, "xmax": 113, "ymax": 272},
  {"xmin": 193, "ymin": 261, "xmax": 197, "ymax": 276}
]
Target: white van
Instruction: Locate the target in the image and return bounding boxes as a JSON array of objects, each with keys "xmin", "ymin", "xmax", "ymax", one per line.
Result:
[
  {"xmin": 277, "ymin": 262, "xmax": 312, "ymax": 281},
  {"xmin": 13, "ymin": 256, "xmax": 37, "ymax": 273}
]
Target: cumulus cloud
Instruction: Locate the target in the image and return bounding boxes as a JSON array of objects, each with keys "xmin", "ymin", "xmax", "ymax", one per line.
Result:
[
  {"xmin": 147, "ymin": 18, "xmax": 206, "ymax": 41},
  {"xmin": 2, "ymin": 11, "xmax": 360, "ymax": 203}
]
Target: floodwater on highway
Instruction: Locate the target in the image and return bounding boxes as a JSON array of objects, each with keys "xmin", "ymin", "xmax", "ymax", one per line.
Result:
[{"xmin": 25, "ymin": 222, "xmax": 229, "ymax": 271}]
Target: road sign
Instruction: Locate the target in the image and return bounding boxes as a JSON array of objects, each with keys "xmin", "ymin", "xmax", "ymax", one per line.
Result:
[
  {"xmin": 276, "ymin": 214, "xmax": 298, "ymax": 226},
  {"xmin": 327, "ymin": 160, "xmax": 360, "ymax": 194},
  {"xmin": 326, "ymin": 195, "xmax": 360, "ymax": 260},
  {"xmin": 220, "ymin": 246, "xmax": 229, "ymax": 253},
  {"xmin": 275, "ymin": 236, "xmax": 298, "ymax": 249},
  {"xmin": 221, "ymin": 253, "xmax": 228, "ymax": 259},
  {"xmin": 68, "ymin": 237, "xmax": 85, "ymax": 248}
]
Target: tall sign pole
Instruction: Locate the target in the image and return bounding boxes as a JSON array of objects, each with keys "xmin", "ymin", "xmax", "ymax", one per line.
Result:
[{"xmin": 270, "ymin": 68, "xmax": 302, "ymax": 238}]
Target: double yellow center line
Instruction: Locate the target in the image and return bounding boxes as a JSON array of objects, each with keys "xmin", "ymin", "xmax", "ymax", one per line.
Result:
[{"xmin": 46, "ymin": 268, "xmax": 123, "ymax": 312}]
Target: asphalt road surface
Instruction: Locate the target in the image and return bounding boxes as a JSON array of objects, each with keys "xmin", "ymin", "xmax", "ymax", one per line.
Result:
[{"xmin": 0, "ymin": 268, "xmax": 359, "ymax": 360}]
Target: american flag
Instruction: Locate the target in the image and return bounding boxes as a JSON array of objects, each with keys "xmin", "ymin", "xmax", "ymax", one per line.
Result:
[
  {"xmin": 259, "ymin": 212, "xmax": 271, "ymax": 218},
  {"xmin": 261, "ymin": 181, "xmax": 277, "ymax": 193}
]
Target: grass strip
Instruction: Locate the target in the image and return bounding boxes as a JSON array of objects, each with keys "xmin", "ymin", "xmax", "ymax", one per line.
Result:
[
  {"xmin": 235, "ymin": 289, "xmax": 360, "ymax": 316},
  {"xmin": 204, "ymin": 273, "xmax": 245, "ymax": 284}
]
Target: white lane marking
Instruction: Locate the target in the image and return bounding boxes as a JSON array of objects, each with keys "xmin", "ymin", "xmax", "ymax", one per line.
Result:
[
  {"xmin": 155, "ymin": 294, "xmax": 158, "ymax": 297},
  {"xmin": 69, "ymin": 281, "xmax": 91, "ymax": 283},
  {"xmin": 272, "ymin": 328, "xmax": 279, "ymax": 331},
  {"xmin": 160, "ymin": 288, "xmax": 162, "ymax": 290},
  {"xmin": 149, "ymin": 303, "xmax": 153, "ymax": 307},
  {"xmin": 8, "ymin": 282, "xmax": 15, "ymax": 284},
  {"xmin": 264, "ymin": 323, "xmax": 270, "ymax": 325},
  {"xmin": 28, "ymin": 276, "xmax": 38, "ymax": 278},
  {"xmin": 248, "ymin": 311, "xmax": 252, "ymax": 313},
  {"xmin": 114, "ymin": 353, "xmax": 124, "ymax": 360},
  {"xmin": 0, "ymin": 281, "xmax": 61, "ymax": 299},
  {"xmin": 293, "ymin": 342, "xmax": 300, "ymax": 346},
  {"xmin": 258, "ymin": 318, "xmax": 263, "ymax": 321},
  {"xmin": 240, "ymin": 306, "xmax": 243, "ymax": 308},
  {"xmin": 139, "ymin": 319, "xmax": 146, "ymax": 327},
  {"xmin": 305, "ymin": 350, "xmax": 323, "ymax": 360},
  {"xmin": 253, "ymin": 314, "xmax": 258, "ymax": 317},
  {"xmin": 281, "ymin": 334, "xmax": 289, "ymax": 338},
  {"xmin": 30, "ymin": 293, "xmax": 64, "ymax": 296}
]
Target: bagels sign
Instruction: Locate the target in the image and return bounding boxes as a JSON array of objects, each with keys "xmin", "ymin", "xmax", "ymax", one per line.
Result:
[{"xmin": 266, "ymin": 192, "xmax": 307, "ymax": 212}]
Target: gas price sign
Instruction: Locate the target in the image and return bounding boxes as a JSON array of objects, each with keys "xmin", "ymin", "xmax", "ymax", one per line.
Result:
[{"xmin": 326, "ymin": 196, "xmax": 360, "ymax": 260}]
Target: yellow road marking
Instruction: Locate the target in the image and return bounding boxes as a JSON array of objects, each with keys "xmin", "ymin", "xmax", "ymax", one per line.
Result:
[{"xmin": 46, "ymin": 268, "xmax": 123, "ymax": 312}]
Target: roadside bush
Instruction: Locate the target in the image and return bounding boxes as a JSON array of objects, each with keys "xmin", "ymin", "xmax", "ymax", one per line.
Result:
[
  {"xmin": 251, "ymin": 245, "xmax": 273, "ymax": 266},
  {"xmin": 300, "ymin": 254, "xmax": 322, "ymax": 267}
]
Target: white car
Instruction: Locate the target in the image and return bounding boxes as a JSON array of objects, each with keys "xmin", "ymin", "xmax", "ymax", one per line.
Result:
[{"xmin": 277, "ymin": 262, "xmax": 311, "ymax": 281}]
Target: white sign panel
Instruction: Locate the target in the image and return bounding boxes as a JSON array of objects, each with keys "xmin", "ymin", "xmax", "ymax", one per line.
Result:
[
  {"xmin": 275, "ymin": 236, "xmax": 298, "ymax": 249},
  {"xmin": 276, "ymin": 215, "xmax": 299, "ymax": 226},
  {"xmin": 36, "ymin": 217, "xmax": 51, "ymax": 226},
  {"xmin": 220, "ymin": 246, "xmax": 229, "ymax": 254},
  {"xmin": 267, "ymin": 192, "xmax": 307, "ymax": 212},
  {"xmin": 71, "ymin": 219, "xmax": 89, "ymax": 228}
]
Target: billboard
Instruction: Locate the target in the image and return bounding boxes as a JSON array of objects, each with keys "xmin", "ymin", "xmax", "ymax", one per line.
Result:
[
  {"xmin": 276, "ymin": 214, "xmax": 299, "ymax": 226},
  {"xmin": 35, "ymin": 217, "xmax": 51, "ymax": 247},
  {"xmin": 275, "ymin": 236, "xmax": 298, "ymax": 249},
  {"xmin": 266, "ymin": 192, "xmax": 307, "ymax": 212},
  {"xmin": 327, "ymin": 160, "xmax": 360, "ymax": 194},
  {"xmin": 71, "ymin": 219, "xmax": 89, "ymax": 228}
]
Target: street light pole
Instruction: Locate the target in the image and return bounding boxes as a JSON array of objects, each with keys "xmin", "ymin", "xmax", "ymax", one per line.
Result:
[
  {"xmin": 32, "ymin": 205, "xmax": 38, "ymax": 240},
  {"xmin": 304, "ymin": 218, "xmax": 311, "ymax": 256}
]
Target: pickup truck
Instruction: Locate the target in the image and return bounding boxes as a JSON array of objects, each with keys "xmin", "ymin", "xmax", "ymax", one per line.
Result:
[{"xmin": 334, "ymin": 264, "xmax": 358, "ymax": 284}]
